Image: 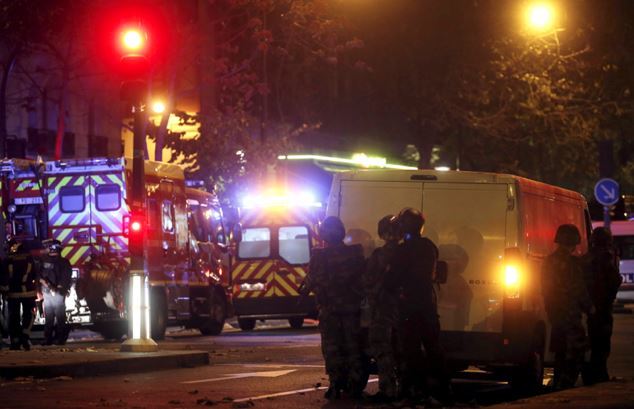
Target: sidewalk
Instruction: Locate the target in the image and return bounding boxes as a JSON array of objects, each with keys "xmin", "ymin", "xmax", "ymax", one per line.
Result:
[
  {"xmin": 0, "ymin": 344, "xmax": 209, "ymax": 379},
  {"xmin": 489, "ymin": 378, "xmax": 634, "ymax": 409}
]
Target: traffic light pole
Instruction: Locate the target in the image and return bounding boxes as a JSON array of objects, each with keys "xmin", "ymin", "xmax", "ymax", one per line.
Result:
[{"xmin": 120, "ymin": 102, "xmax": 158, "ymax": 352}]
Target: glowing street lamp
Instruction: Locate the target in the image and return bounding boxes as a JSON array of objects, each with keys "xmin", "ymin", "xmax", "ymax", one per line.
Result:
[
  {"xmin": 151, "ymin": 100, "xmax": 166, "ymax": 114},
  {"xmin": 524, "ymin": 3, "xmax": 557, "ymax": 32}
]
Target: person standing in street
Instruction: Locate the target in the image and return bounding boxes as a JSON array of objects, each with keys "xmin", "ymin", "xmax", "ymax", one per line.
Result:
[
  {"xmin": 363, "ymin": 215, "xmax": 402, "ymax": 402},
  {"xmin": 305, "ymin": 216, "xmax": 366, "ymax": 400},
  {"xmin": 0, "ymin": 241, "xmax": 38, "ymax": 350},
  {"xmin": 393, "ymin": 208, "xmax": 452, "ymax": 404},
  {"xmin": 582, "ymin": 227, "xmax": 622, "ymax": 384},
  {"xmin": 39, "ymin": 240, "xmax": 72, "ymax": 346},
  {"xmin": 542, "ymin": 224, "xmax": 593, "ymax": 389}
]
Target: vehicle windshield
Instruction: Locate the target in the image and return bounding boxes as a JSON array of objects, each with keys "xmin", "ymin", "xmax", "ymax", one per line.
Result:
[
  {"xmin": 238, "ymin": 227, "xmax": 271, "ymax": 259},
  {"xmin": 614, "ymin": 235, "xmax": 634, "ymax": 260},
  {"xmin": 279, "ymin": 225, "xmax": 310, "ymax": 265}
]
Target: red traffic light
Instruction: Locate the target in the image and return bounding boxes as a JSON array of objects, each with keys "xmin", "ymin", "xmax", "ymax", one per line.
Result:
[
  {"xmin": 122, "ymin": 29, "xmax": 144, "ymax": 51},
  {"xmin": 127, "ymin": 211, "xmax": 145, "ymax": 257},
  {"xmin": 130, "ymin": 219, "xmax": 142, "ymax": 232},
  {"xmin": 119, "ymin": 27, "xmax": 147, "ymax": 55}
]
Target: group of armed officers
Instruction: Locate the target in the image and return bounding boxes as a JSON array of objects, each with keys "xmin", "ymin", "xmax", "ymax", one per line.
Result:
[
  {"xmin": 0, "ymin": 239, "xmax": 72, "ymax": 350},
  {"xmin": 542, "ymin": 224, "xmax": 622, "ymax": 389},
  {"xmin": 305, "ymin": 208, "xmax": 452, "ymax": 404},
  {"xmin": 305, "ymin": 211, "xmax": 622, "ymax": 403}
]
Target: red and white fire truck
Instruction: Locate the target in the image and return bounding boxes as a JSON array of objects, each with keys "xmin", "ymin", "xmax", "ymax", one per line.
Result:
[
  {"xmin": 1, "ymin": 157, "xmax": 231, "ymax": 339},
  {"xmin": 0, "ymin": 159, "xmax": 46, "ymax": 245},
  {"xmin": 231, "ymin": 191, "xmax": 319, "ymax": 330}
]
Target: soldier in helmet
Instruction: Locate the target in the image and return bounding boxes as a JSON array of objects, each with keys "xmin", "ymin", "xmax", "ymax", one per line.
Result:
[
  {"xmin": 363, "ymin": 215, "xmax": 402, "ymax": 402},
  {"xmin": 582, "ymin": 227, "xmax": 622, "ymax": 384},
  {"xmin": 393, "ymin": 208, "xmax": 452, "ymax": 404},
  {"xmin": 39, "ymin": 239, "xmax": 72, "ymax": 345},
  {"xmin": 305, "ymin": 216, "xmax": 365, "ymax": 399},
  {"xmin": 0, "ymin": 241, "xmax": 38, "ymax": 350},
  {"xmin": 541, "ymin": 224, "xmax": 593, "ymax": 389}
]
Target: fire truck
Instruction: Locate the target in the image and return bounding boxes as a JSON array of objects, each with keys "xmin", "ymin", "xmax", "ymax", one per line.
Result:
[
  {"xmin": 0, "ymin": 159, "xmax": 46, "ymax": 246},
  {"xmin": 1, "ymin": 157, "xmax": 231, "ymax": 339},
  {"xmin": 231, "ymin": 191, "xmax": 319, "ymax": 331}
]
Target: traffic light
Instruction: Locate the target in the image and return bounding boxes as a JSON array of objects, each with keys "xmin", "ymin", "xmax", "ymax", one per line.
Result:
[
  {"xmin": 117, "ymin": 25, "xmax": 150, "ymax": 102},
  {"xmin": 127, "ymin": 209, "xmax": 146, "ymax": 257}
]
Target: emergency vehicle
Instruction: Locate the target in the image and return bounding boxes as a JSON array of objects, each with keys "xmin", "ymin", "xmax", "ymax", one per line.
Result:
[
  {"xmin": 0, "ymin": 159, "xmax": 47, "ymax": 246},
  {"xmin": 327, "ymin": 169, "xmax": 591, "ymax": 390},
  {"xmin": 592, "ymin": 220, "xmax": 634, "ymax": 298},
  {"xmin": 1, "ymin": 157, "xmax": 231, "ymax": 339},
  {"xmin": 231, "ymin": 192, "xmax": 319, "ymax": 330}
]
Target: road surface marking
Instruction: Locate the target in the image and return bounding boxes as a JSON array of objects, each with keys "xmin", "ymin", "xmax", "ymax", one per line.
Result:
[
  {"xmin": 182, "ymin": 369, "xmax": 297, "ymax": 384},
  {"xmin": 233, "ymin": 378, "xmax": 378, "ymax": 403}
]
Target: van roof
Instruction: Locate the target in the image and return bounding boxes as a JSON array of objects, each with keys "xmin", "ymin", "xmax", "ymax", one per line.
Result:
[
  {"xmin": 333, "ymin": 169, "xmax": 585, "ymax": 200},
  {"xmin": 44, "ymin": 157, "xmax": 185, "ymax": 181}
]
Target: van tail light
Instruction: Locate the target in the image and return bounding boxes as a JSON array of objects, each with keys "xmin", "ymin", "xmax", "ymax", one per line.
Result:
[{"xmin": 503, "ymin": 247, "xmax": 522, "ymax": 299}]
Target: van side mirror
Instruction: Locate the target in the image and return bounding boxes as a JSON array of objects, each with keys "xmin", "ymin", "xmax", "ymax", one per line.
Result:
[{"xmin": 435, "ymin": 260, "xmax": 448, "ymax": 284}]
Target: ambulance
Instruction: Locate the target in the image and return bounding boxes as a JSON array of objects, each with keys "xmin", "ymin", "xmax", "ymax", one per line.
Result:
[
  {"xmin": 327, "ymin": 169, "xmax": 591, "ymax": 390},
  {"xmin": 231, "ymin": 191, "xmax": 320, "ymax": 330},
  {"xmin": 40, "ymin": 157, "xmax": 231, "ymax": 339}
]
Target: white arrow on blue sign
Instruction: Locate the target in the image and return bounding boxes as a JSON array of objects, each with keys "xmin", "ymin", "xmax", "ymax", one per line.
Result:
[{"xmin": 594, "ymin": 178, "xmax": 620, "ymax": 206}]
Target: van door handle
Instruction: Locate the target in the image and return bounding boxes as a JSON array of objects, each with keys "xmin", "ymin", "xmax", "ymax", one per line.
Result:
[
  {"xmin": 73, "ymin": 231, "xmax": 89, "ymax": 241},
  {"xmin": 277, "ymin": 269, "xmax": 291, "ymax": 275}
]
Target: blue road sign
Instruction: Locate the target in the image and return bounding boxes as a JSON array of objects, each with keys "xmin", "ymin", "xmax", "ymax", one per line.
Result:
[{"xmin": 594, "ymin": 178, "xmax": 620, "ymax": 206}]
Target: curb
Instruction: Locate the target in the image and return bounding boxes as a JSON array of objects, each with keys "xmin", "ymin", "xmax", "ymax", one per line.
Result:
[{"xmin": 0, "ymin": 350, "xmax": 209, "ymax": 379}]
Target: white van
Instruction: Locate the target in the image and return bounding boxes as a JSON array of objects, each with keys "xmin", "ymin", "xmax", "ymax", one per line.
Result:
[
  {"xmin": 592, "ymin": 220, "xmax": 634, "ymax": 300},
  {"xmin": 327, "ymin": 169, "xmax": 591, "ymax": 388}
]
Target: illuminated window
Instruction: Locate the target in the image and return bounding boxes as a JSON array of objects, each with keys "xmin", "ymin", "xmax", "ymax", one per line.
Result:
[
  {"xmin": 96, "ymin": 184, "xmax": 121, "ymax": 211},
  {"xmin": 279, "ymin": 226, "xmax": 310, "ymax": 265},
  {"xmin": 238, "ymin": 227, "xmax": 271, "ymax": 259},
  {"xmin": 60, "ymin": 186, "xmax": 85, "ymax": 213}
]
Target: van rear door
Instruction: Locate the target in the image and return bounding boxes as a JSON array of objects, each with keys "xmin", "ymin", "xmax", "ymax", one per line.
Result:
[
  {"xmin": 338, "ymin": 180, "xmax": 423, "ymax": 255},
  {"xmin": 88, "ymin": 172, "xmax": 127, "ymax": 254},
  {"xmin": 47, "ymin": 174, "xmax": 93, "ymax": 266},
  {"xmin": 422, "ymin": 182, "xmax": 509, "ymax": 334}
]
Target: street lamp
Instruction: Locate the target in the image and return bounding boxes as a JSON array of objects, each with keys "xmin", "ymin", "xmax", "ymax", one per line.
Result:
[
  {"xmin": 151, "ymin": 100, "xmax": 166, "ymax": 114},
  {"xmin": 524, "ymin": 2, "xmax": 557, "ymax": 33}
]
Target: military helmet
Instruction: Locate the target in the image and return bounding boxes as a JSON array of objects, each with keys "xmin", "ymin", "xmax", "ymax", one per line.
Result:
[
  {"xmin": 554, "ymin": 224, "xmax": 581, "ymax": 246},
  {"xmin": 591, "ymin": 226, "xmax": 612, "ymax": 247},
  {"xmin": 43, "ymin": 239, "xmax": 63, "ymax": 254},
  {"xmin": 319, "ymin": 216, "xmax": 346, "ymax": 244},
  {"xmin": 378, "ymin": 214, "xmax": 400, "ymax": 241},
  {"xmin": 397, "ymin": 207, "xmax": 425, "ymax": 235}
]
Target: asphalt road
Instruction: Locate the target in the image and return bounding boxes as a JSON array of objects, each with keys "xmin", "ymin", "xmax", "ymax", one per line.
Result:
[{"xmin": 1, "ymin": 313, "xmax": 633, "ymax": 409}]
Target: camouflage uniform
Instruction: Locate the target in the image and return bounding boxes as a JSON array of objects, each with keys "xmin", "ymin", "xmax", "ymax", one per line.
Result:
[
  {"xmin": 364, "ymin": 241, "xmax": 400, "ymax": 399},
  {"xmin": 306, "ymin": 243, "xmax": 365, "ymax": 396},
  {"xmin": 582, "ymin": 241, "xmax": 622, "ymax": 383},
  {"xmin": 542, "ymin": 247, "xmax": 592, "ymax": 389}
]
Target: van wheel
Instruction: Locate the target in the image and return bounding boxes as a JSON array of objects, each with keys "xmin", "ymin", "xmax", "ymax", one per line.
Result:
[
  {"xmin": 511, "ymin": 334, "xmax": 544, "ymax": 394},
  {"xmin": 199, "ymin": 289, "xmax": 226, "ymax": 336},
  {"xmin": 150, "ymin": 289, "xmax": 167, "ymax": 340},
  {"xmin": 288, "ymin": 317, "xmax": 304, "ymax": 329},
  {"xmin": 238, "ymin": 318, "xmax": 256, "ymax": 331}
]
